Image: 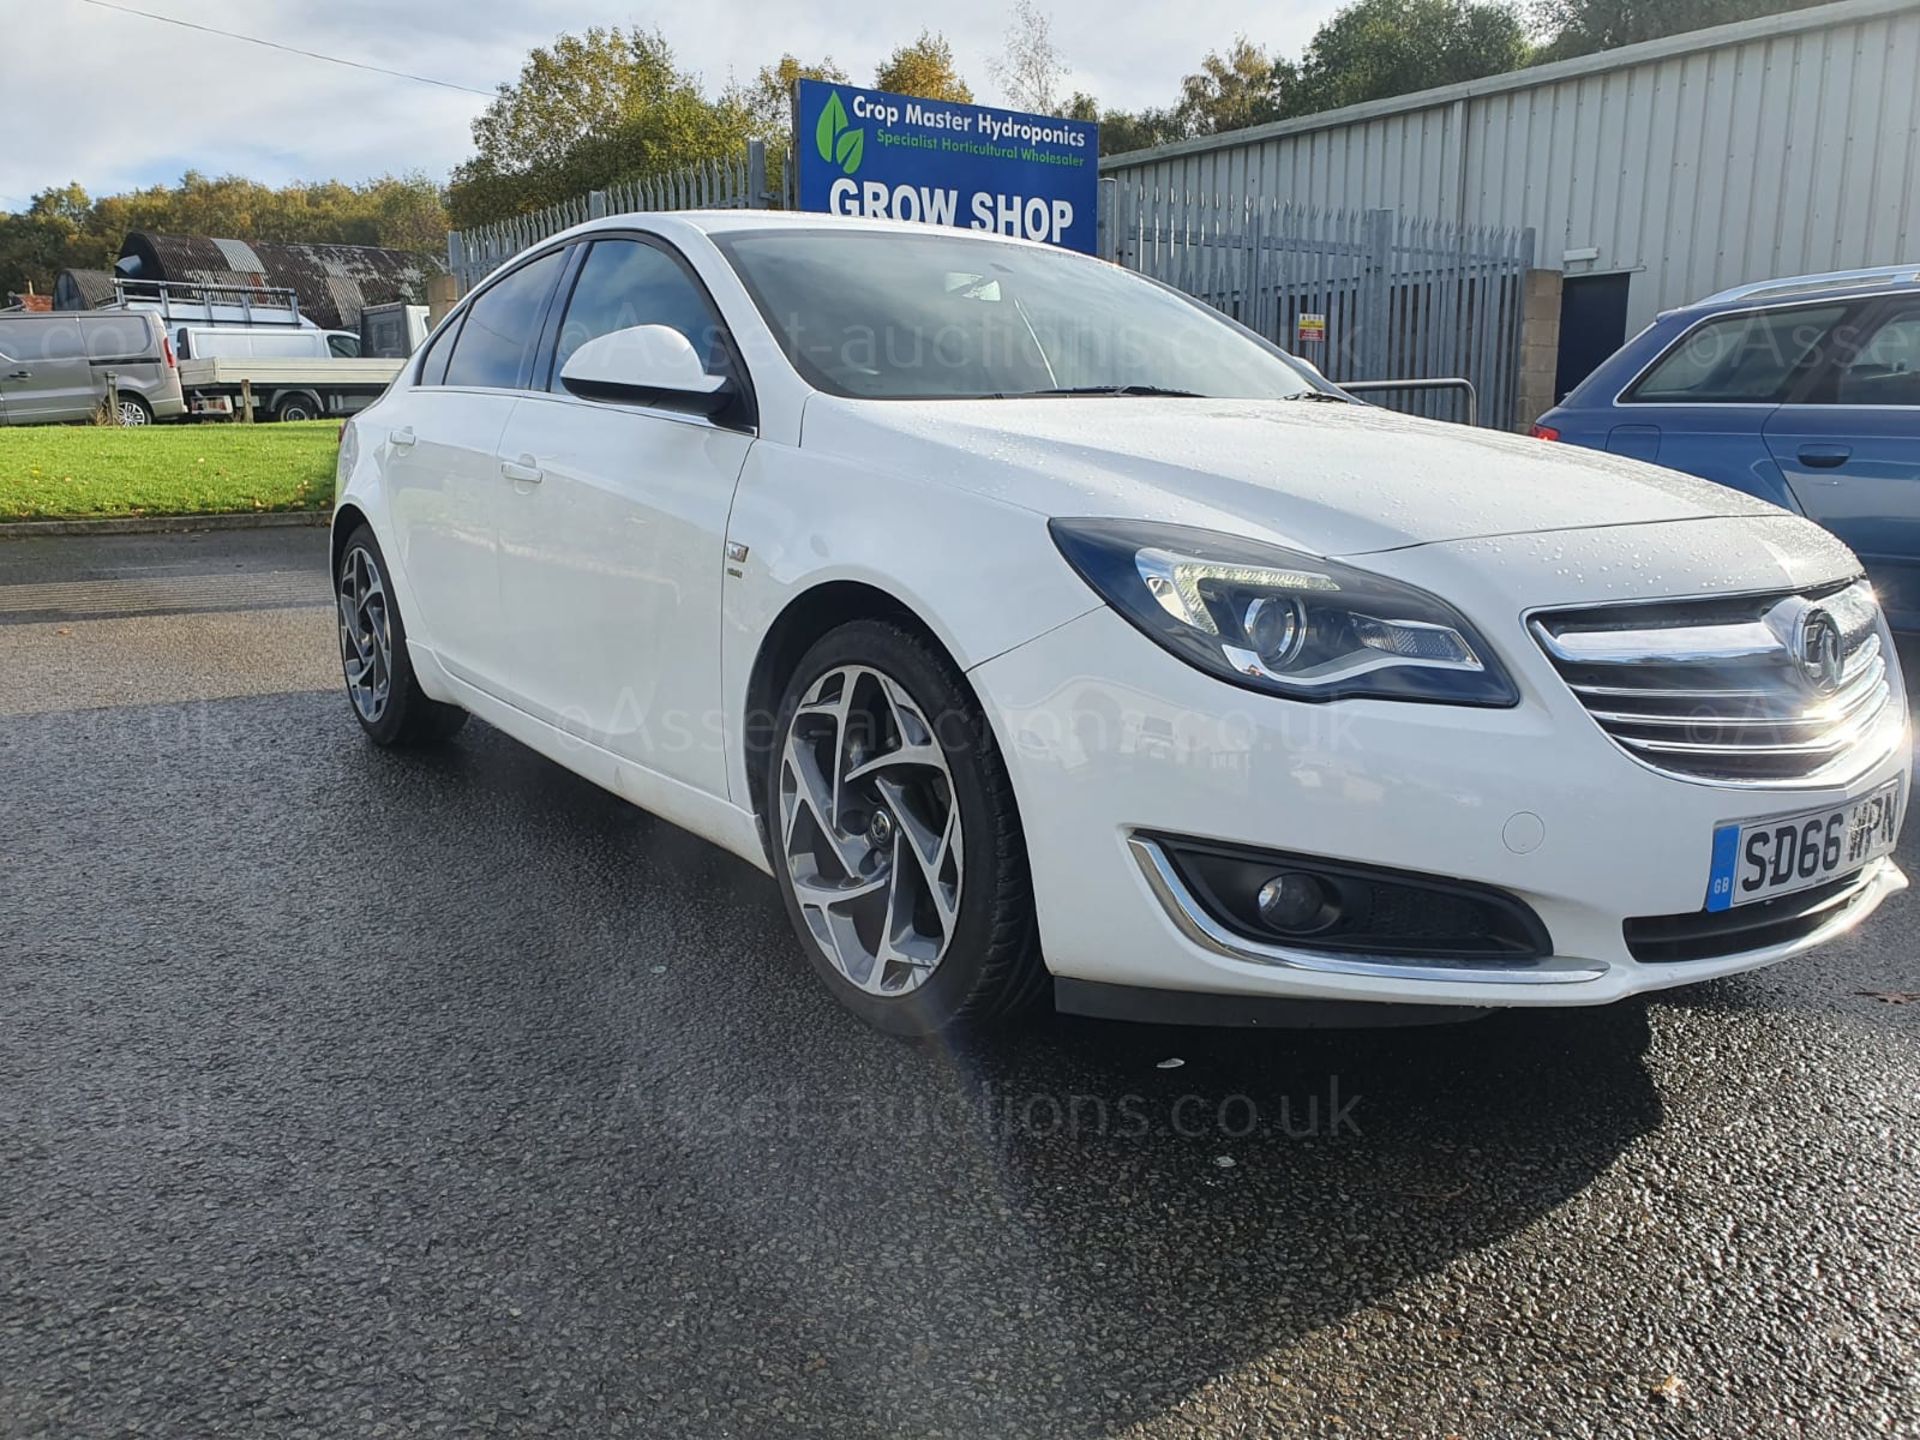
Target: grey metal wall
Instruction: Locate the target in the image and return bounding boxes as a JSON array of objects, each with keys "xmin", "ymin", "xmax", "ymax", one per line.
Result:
[{"xmin": 1101, "ymin": 0, "xmax": 1920, "ymax": 333}]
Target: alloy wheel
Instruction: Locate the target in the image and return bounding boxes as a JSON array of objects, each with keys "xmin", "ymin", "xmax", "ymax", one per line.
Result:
[
  {"xmin": 778, "ymin": 665, "xmax": 964, "ymax": 997},
  {"xmin": 116, "ymin": 399, "xmax": 148, "ymax": 426},
  {"xmin": 337, "ymin": 545, "xmax": 393, "ymax": 723}
]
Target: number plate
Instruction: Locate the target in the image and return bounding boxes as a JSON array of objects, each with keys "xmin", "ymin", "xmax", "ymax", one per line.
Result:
[{"xmin": 1706, "ymin": 781, "xmax": 1903, "ymax": 912}]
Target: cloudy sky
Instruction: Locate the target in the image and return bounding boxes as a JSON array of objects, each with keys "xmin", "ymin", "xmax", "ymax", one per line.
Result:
[{"xmin": 0, "ymin": 0, "xmax": 1346, "ymax": 211}]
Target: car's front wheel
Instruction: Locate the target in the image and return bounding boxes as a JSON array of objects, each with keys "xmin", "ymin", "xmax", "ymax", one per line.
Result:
[
  {"xmin": 768, "ymin": 620, "xmax": 1047, "ymax": 1035},
  {"xmin": 335, "ymin": 523, "xmax": 467, "ymax": 747}
]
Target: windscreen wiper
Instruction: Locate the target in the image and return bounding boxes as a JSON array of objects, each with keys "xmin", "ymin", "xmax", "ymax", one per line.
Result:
[
  {"xmin": 1281, "ymin": 389, "xmax": 1352, "ymax": 403},
  {"xmin": 995, "ymin": 384, "xmax": 1206, "ymax": 398}
]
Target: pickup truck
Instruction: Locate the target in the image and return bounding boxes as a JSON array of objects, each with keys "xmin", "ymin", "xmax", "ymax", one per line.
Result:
[{"xmin": 178, "ymin": 356, "xmax": 404, "ymax": 422}]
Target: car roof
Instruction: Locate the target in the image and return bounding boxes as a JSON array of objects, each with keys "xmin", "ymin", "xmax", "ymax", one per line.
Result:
[
  {"xmin": 560, "ymin": 208, "xmax": 1065, "ymax": 252},
  {"xmin": 1668, "ymin": 264, "xmax": 1920, "ymax": 319}
]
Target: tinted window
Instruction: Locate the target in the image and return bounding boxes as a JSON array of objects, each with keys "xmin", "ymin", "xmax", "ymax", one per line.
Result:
[
  {"xmin": 416, "ymin": 317, "xmax": 457, "ymax": 386},
  {"xmin": 0, "ymin": 318, "xmax": 84, "ymax": 362},
  {"xmin": 81, "ymin": 314, "xmax": 157, "ymax": 361},
  {"xmin": 1629, "ymin": 305, "xmax": 1846, "ymax": 404},
  {"xmin": 549, "ymin": 238, "xmax": 725, "ymax": 386},
  {"xmin": 1830, "ymin": 306, "xmax": 1920, "ymax": 407},
  {"xmin": 328, "ymin": 333, "xmax": 361, "ymax": 358},
  {"xmin": 444, "ymin": 248, "xmax": 565, "ymax": 390},
  {"xmin": 713, "ymin": 228, "xmax": 1315, "ymax": 401}
]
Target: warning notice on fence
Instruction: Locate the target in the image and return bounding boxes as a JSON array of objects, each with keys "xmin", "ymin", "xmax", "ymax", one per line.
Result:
[{"xmin": 1296, "ymin": 313, "xmax": 1327, "ymax": 346}]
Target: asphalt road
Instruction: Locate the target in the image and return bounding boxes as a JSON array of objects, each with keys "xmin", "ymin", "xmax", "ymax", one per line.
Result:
[{"xmin": 2, "ymin": 527, "xmax": 1916, "ymax": 1439}]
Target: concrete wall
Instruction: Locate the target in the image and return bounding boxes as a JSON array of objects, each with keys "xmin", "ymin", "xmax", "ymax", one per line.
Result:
[{"xmin": 1101, "ymin": 0, "xmax": 1920, "ymax": 334}]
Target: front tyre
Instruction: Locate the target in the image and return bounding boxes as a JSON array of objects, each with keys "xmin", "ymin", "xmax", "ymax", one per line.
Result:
[
  {"xmin": 768, "ymin": 620, "xmax": 1047, "ymax": 1035},
  {"xmin": 335, "ymin": 523, "xmax": 467, "ymax": 747}
]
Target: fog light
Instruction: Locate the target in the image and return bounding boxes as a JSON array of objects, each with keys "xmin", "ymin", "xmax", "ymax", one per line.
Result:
[{"xmin": 1256, "ymin": 872, "xmax": 1337, "ymax": 934}]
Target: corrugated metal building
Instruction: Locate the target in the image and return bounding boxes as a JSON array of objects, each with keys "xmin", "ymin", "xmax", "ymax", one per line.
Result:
[
  {"xmin": 1100, "ymin": 0, "xmax": 1920, "ymax": 392},
  {"xmin": 55, "ymin": 234, "xmax": 439, "ymax": 331}
]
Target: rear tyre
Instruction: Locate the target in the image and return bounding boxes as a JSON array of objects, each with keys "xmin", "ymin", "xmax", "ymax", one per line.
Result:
[
  {"xmin": 275, "ymin": 394, "xmax": 322, "ymax": 423},
  {"xmin": 336, "ymin": 523, "xmax": 468, "ymax": 748},
  {"xmin": 767, "ymin": 620, "xmax": 1048, "ymax": 1036},
  {"xmin": 115, "ymin": 394, "xmax": 151, "ymax": 426}
]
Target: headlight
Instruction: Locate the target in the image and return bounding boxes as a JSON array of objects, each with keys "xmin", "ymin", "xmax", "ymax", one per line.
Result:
[{"xmin": 1049, "ymin": 518, "xmax": 1518, "ymax": 706}]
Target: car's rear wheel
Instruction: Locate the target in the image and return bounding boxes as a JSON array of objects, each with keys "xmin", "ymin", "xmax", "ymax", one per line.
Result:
[
  {"xmin": 336, "ymin": 523, "xmax": 467, "ymax": 747},
  {"xmin": 768, "ymin": 620, "xmax": 1047, "ymax": 1035},
  {"xmin": 275, "ymin": 394, "xmax": 321, "ymax": 423},
  {"xmin": 114, "ymin": 394, "xmax": 151, "ymax": 426}
]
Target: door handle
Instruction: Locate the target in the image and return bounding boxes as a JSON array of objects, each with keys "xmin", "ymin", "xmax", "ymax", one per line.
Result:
[
  {"xmin": 389, "ymin": 425, "xmax": 416, "ymax": 449},
  {"xmin": 5, "ymin": 370, "xmax": 29, "ymax": 380},
  {"xmin": 1797, "ymin": 444, "xmax": 1852, "ymax": 469},
  {"xmin": 500, "ymin": 456, "xmax": 544, "ymax": 485}
]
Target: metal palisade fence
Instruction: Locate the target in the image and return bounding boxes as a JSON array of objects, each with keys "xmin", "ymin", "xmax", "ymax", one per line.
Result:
[
  {"xmin": 1103, "ymin": 182, "xmax": 1536, "ymax": 429},
  {"xmin": 446, "ymin": 141, "xmax": 770, "ymax": 292}
]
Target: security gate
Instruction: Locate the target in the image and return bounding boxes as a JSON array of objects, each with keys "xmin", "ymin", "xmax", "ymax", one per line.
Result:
[{"xmin": 1103, "ymin": 185, "xmax": 1535, "ymax": 429}]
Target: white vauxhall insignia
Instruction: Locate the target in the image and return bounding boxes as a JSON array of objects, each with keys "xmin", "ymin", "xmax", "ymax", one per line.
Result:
[{"xmin": 332, "ymin": 213, "xmax": 1910, "ymax": 1034}]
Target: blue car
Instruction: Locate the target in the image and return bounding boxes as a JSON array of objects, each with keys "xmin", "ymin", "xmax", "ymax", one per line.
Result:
[{"xmin": 1534, "ymin": 265, "xmax": 1920, "ymax": 628}]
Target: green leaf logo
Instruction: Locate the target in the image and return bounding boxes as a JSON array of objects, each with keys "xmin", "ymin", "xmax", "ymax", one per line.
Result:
[
  {"xmin": 836, "ymin": 128, "xmax": 865, "ymax": 174},
  {"xmin": 816, "ymin": 91, "xmax": 848, "ymax": 164},
  {"xmin": 814, "ymin": 91, "xmax": 865, "ymax": 175}
]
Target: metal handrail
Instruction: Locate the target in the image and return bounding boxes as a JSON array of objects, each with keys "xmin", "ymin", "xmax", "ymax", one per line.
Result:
[{"xmin": 1340, "ymin": 376, "xmax": 1478, "ymax": 427}]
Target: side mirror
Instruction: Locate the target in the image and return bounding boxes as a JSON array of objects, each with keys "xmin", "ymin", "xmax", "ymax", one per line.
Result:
[{"xmin": 558, "ymin": 324, "xmax": 732, "ymax": 416}]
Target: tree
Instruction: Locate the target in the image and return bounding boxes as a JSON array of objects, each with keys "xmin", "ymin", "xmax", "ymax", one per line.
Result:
[
  {"xmin": 1087, "ymin": 0, "xmax": 1535, "ymax": 153},
  {"xmin": 0, "ymin": 186, "xmax": 90, "ymax": 300},
  {"xmin": 1096, "ymin": 106, "xmax": 1187, "ymax": 155},
  {"xmin": 992, "ymin": 0, "xmax": 1068, "ymax": 114},
  {"xmin": 1176, "ymin": 38, "xmax": 1283, "ymax": 135},
  {"xmin": 875, "ymin": 31, "xmax": 973, "ymax": 103},
  {"xmin": 1533, "ymin": 0, "xmax": 1824, "ymax": 59},
  {"xmin": 739, "ymin": 54, "xmax": 850, "ymax": 139},
  {"xmin": 1286, "ymin": 0, "xmax": 1532, "ymax": 116},
  {"xmin": 449, "ymin": 26, "xmax": 752, "ymax": 223},
  {"xmin": 1, "ymin": 174, "xmax": 449, "ymax": 300}
]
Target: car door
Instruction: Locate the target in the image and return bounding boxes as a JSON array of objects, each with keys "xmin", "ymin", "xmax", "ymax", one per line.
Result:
[
  {"xmin": 380, "ymin": 245, "xmax": 568, "ymax": 697},
  {"xmin": 0, "ymin": 317, "xmax": 97, "ymax": 423},
  {"xmin": 490, "ymin": 233, "xmax": 755, "ymax": 798},
  {"xmin": 1766, "ymin": 296, "xmax": 1920, "ymax": 625},
  {"xmin": 1613, "ymin": 300, "xmax": 1858, "ymax": 508}
]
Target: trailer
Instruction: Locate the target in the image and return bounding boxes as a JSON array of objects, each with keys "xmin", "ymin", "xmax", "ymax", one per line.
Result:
[{"xmin": 176, "ymin": 356, "xmax": 403, "ymax": 422}]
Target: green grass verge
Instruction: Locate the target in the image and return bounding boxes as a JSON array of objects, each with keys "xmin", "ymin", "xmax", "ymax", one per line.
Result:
[{"xmin": 0, "ymin": 420, "xmax": 338, "ymax": 521}]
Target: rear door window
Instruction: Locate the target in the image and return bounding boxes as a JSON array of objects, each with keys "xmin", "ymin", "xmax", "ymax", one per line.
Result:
[
  {"xmin": 444, "ymin": 248, "xmax": 566, "ymax": 390},
  {"xmin": 1828, "ymin": 306, "xmax": 1920, "ymax": 407},
  {"xmin": 1626, "ymin": 304, "xmax": 1847, "ymax": 404},
  {"xmin": 416, "ymin": 317, "xmax": 458, "ymax": 386}
]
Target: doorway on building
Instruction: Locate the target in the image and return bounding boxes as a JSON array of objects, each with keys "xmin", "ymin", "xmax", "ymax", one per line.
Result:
[{"xmin": 1554, "ymin": 272, "xmax": 1633, "ymax": 402}]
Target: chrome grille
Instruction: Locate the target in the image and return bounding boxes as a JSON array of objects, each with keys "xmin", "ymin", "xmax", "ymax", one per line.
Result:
[{"xmin": 1532, "ymin": 580, "xmax": 1898, "ymax": 783}]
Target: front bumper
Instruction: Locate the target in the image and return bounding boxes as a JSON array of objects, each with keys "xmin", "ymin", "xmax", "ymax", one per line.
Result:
[{"xmin": 970, "ymin": 604, "xmax": 1910, "ymax": 1010}]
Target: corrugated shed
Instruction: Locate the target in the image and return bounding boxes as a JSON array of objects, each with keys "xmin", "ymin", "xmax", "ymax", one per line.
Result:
[
  {"xmin": 113, "ymin": 233, "xmax": 442, "ymax": 330},
  {"xmin": 52, "ymin": 269, "xmax": 120, "ymax": 310},
  {"xmin": 1101, "ymin": 0, "xmax": 1920, "ymax": 332}
]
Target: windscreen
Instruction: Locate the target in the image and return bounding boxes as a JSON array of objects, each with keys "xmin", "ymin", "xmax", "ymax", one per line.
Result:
[{"xmin": 713, "ymin": 228, "xmax": 1317, "ymax": 402}]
